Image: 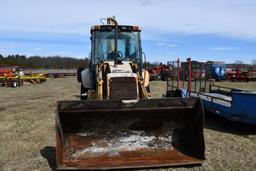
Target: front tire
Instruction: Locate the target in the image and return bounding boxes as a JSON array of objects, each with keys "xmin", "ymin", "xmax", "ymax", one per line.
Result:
[
  {"xmin": 145, "ymin": 85, "xmax": 150, "ymax": 93},
  {"xmin": 80, "ymin": 84, "xmax": 88, "ymax": 100},
  {"xmin": 77, "ymin": 67, "xmax": 84, "ymax": 83}
]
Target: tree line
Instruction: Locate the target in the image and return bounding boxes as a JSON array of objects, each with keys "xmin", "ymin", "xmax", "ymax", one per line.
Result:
[
  {"xmin": 0, "ymin": 54, "xmax": 255, "ymax": 69},
  {"xmin": 0, "ymin": 54, "xmax": 89, "ymax": 69}
]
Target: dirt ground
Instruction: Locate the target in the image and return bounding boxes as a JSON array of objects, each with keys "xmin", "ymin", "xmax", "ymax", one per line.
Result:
[{"xmin": 0, "ymin": 77, "xmax": 256, "ymax": 171}]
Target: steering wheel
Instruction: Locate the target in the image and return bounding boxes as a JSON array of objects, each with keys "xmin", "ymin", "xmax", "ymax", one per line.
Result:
[{"xmin": 107, "ymin": 51, "xmax": 123, "ymax": 60}]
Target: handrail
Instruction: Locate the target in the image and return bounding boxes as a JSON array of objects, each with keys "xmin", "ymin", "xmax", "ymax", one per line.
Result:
[
  {"xmin": 191, "ymin": 91, "xmax": 231, "ymax": 103},
  {"xmin": 210, "ymin": 84, "xmax": 250, "ymax": 92}
]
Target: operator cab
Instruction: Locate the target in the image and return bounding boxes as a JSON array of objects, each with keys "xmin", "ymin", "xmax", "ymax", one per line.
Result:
[
  {"xmin": 90, "ymin": 25, "xmax": 142, "ymax": 65},
  {"xmin": 78, "ymin": 18, "xmax": 148, "ymax": 100}
]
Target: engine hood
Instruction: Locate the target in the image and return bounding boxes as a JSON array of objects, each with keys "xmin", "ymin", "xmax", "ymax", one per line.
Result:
[{"xmin": 106, "ymin": 61, "xmax": 133, "ymax": 73}]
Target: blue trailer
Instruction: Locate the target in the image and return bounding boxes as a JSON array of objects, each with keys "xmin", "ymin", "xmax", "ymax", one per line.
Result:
[
  {"xmin": 166, "ymin": 58, "xmax": 256, "ymax": 125},
  {"xmin": 190, "ymin": 84, "xmax": 256, "ymax": 125}
]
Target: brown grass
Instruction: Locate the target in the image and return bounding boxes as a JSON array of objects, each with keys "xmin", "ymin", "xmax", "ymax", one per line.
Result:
[{"xmin": 0, "ymin": 77, "xmax": 256, "ymax": 171}]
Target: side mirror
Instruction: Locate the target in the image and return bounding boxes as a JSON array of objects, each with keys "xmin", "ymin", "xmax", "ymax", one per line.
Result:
[
  {"xmin": 142, "ymin": 52, "xmax": 147, "ymax": 69},
  {"xmin": 142, "ymin": 52, "xmax": 147, "ymax": 64}
]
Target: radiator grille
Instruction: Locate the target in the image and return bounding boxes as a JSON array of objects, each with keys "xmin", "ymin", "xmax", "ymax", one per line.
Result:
[{"xmin": 109, "ymin": 77, "xmax": 138, "ymax": 100}]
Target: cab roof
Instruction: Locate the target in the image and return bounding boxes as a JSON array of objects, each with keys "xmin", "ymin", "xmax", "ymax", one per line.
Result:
[{"xmin": 90, "ymin": 25, "xmax": 141, "ymax": 33}]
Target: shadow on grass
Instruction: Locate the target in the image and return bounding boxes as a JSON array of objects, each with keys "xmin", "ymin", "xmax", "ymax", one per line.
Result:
[
  {"xmin": 40, "ymin": 146, "xmax": 57, "ymax": 171},
  {"xmin": 204, "ymin": 112, "xmax": 256, "ymax": 136}
]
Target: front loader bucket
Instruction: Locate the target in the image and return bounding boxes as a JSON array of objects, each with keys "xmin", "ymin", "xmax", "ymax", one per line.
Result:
[{"xmin": 56, "ymin": 98, "xmax": 205, "ymax": 170}]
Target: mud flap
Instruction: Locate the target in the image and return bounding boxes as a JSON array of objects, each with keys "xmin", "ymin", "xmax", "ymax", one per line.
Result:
[{"xmin": 56, "ymin": 98, "xmax": 205, "ymax": 170}]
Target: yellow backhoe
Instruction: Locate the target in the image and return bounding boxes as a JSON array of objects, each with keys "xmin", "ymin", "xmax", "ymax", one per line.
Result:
[{"xmin": 56, "ymin": 17, "xmax": 205, "ymax": 170}]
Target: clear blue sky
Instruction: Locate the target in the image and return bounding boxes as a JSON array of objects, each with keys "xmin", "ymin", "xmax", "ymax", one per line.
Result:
[{"xmin": 0, "ymin": 0, "xmax": 256, "ymax": 63}]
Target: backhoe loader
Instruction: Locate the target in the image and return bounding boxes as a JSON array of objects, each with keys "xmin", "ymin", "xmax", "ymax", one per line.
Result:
[{"xmin": 56, "ymin": 17, "xmax": 205, "ymax": 170}]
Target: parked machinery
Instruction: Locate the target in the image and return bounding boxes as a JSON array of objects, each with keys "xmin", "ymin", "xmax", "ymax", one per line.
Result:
[
  {"xmin": 0, "ymin": 66, "xmax": 23, "ymax": 87},
  {"xmin": 148, "ymin": 64, "xmax": 172, "ymax": 81},
  {"xmin": 0, "ymin": 66, "xmax": 46, "ymax": 87},
  {"xmin": 56, "ymin": 17, "xmax": 205, "ymax": 170},
  {"xmin": 166, "ymin": 58, "xmax": 256, "ymax": 125},
  {"xmin": 226, "ymin": 67, "xmax": 256, "ymax": 82}
]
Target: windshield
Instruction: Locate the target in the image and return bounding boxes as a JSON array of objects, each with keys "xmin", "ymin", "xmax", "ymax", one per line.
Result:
[{"xmin": 93, "ymin": 31, "xmax": 140, "ymax": 62}]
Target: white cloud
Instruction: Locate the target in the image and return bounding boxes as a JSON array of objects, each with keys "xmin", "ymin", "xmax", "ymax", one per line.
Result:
[
  {"xmin": 31, "ymin": 48, "xmax": 43, "ymax": 52},
  {"xmin": 0, "ymin": 49, "xmax": 8, "ymax": 55},
  {"xmin": 210, "ymin": 47, "xmax": 235, "ymax": 51},
  {"xmin": 139, "ymin": 0, "xmax": 153, "ymax": 6},
  {"xmin": 0, "ymin": 43, "xmax": 21, "ymax": 55},
  {"xmin": 0, "ymin": 43, "xmax": 20, "ymax": 49},
  {"xmin": 168, "ymin": 44, "xmax": 177, "ymax": 48},
  {"xmin": 157, "ymin": 42, "xmax": 177, "ymax": 48},
  {"xmin": 55, "ymin": 51, "xmax": 71, "ymax": 56},
  {"xmin": 0, "ymin": 0, "xmax": 256, "ymax": 40}
]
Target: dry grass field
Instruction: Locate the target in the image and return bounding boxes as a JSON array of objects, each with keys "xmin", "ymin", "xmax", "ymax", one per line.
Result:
[{"xmin": 0, "ymin": 77, "xmax": 256, "ymax": 171}]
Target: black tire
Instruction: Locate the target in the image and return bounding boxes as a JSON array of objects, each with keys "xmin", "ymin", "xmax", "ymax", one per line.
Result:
[
  {"xmin": 77, "ymin": 67, "xmax": 84, "ymax": 83},
  {"xmin": 11, "ymin": 80, "xmax": 17, "ymax": 88},
  {"xmin": 145, "ymin": 85, "xmax": 150, "ymax": 93},
  {"xmin": 80, "ymin": 84, "xmax": 88, "ymax": 100},
  {"xmin": 19, "ymin": 80, "xmax": 23, "ymax": 86}
]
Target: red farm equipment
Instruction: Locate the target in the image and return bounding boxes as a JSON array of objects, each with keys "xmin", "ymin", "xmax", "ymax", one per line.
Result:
[
  {"xmin": 0, "ymin": 66, "xmax": 47, "ymax": 87},
  {"xmin": 226, "ymin": 67, "xmax": 256, "ymax": 82},
  {"xmin": 148, "ymin": 64, "xmax": 172, "ymax": 81},
  {"xmin": 0, "ymin": 66, "xmax": 22, "ymax": 87}
]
